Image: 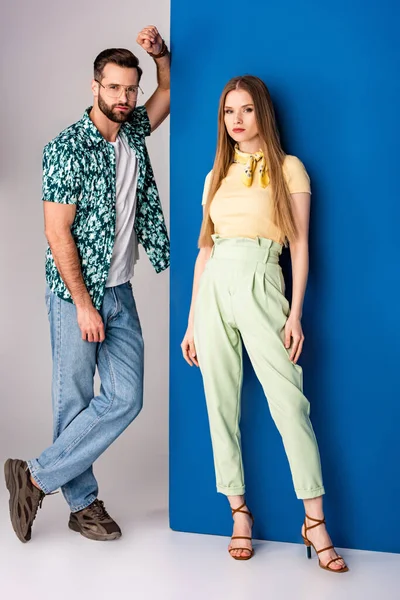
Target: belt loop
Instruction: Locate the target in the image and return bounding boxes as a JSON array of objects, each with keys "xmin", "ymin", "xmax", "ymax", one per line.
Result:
[
  {"xmin": 262, "ymin": 239, "xmax": 273, "ymax": 263},
  {"xmin": 210, "ymin": 233, "xmax": 217, "ymax": 258}
]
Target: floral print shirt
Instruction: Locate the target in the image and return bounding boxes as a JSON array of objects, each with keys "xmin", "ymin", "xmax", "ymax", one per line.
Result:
[{"xmin": 42, "ymin": 106, "xmax": 169, "ymax": 309}]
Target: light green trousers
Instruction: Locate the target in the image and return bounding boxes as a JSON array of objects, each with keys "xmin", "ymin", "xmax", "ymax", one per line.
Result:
[{"xmin": 194, "ymin": 236, "xmax": 325, "ymax": 500}]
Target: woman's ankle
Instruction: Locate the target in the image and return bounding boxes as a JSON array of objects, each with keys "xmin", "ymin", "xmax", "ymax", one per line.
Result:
[{"xmin": 228, "ymin": 495, "xmax": 245, "ymax": 510}]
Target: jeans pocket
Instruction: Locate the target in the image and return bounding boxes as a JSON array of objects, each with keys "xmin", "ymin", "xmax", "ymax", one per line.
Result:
[{"xmin": 45, "ymin": 289, "xmax": 51, "ymax": 315}]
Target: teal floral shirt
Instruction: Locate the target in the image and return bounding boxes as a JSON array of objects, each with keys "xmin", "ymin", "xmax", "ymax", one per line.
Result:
[{"xmin": 42, "ymin": 106, "xmax": 170, "ymax": 309}]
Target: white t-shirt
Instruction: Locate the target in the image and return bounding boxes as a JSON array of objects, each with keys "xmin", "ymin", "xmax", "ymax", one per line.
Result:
[{"xmin": 105, "ymin": 133, "xmax": 139, "ymax": 288}]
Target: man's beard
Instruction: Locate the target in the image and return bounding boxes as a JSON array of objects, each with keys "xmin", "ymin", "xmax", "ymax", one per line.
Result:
[{"xmin": 98, "ymin": 91, "xmax": 135, "ymax": 123}]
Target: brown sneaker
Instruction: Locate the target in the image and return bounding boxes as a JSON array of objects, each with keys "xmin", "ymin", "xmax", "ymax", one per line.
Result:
[
  {"xmin": 68, "ymin": 499, "xmax": 122, "ymax": 541},
  {"xmin": 4, "ymin": 458, "xmax": 46, "ymax": 543}
]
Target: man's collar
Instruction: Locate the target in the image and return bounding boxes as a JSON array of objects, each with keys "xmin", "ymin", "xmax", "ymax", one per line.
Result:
[
  {"xmin": 78, "ymin": 107, "xmax": 106, "ymax": 144},
  {"xmin": 79, "ymin": 107, "xmax": 132, "ymax": 144}
]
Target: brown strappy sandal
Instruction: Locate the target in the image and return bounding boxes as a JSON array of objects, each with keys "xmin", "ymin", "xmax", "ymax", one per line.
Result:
[
  {"xmin": 301, "ymin": 514, "xmax": 349, "ymax": 573},
  {"xmin": 228, "ymin": 501, "xmax": 255, "ymax": 561}
]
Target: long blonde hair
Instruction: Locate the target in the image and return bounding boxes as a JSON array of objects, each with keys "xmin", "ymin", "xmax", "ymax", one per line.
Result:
[{"xmin": 198, "ymin": 75, "xmax": 298, "ymax": 248}]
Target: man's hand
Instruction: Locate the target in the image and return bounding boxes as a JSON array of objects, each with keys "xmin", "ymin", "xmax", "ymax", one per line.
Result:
[
  {"xmin": 136, "ymin": 26, "xmax": 163, "ymax": 56},
  {"xmin": 136, "ymin": 25, "xmax": 170, "ymax": 133},
  {"xmin": 76, "ymin": 303, "xmax": 105, "ymax": 343}
]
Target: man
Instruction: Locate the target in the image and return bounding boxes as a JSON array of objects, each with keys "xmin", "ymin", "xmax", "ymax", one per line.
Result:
[{"xmin": 4, "ymin": 25, "xmax": 170, "ymax": 542}]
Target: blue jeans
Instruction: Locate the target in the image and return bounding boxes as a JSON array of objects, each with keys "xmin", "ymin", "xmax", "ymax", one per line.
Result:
[{"xmin": 27, "ymin": 282, "xmax": 144, "ymax": 512}]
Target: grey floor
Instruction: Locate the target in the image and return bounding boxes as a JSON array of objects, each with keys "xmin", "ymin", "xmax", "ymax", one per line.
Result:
[{"xmin": 1, "ymin": 488, "xmax": 399, "ymax": 600}]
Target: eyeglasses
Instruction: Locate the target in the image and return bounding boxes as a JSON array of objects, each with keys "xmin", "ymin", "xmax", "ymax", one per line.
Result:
[{"xmin": 95, "ymin": 79, "xmax": 143, "ymax": 99}]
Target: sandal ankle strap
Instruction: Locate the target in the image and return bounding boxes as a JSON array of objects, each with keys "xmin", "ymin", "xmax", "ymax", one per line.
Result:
[
  {"xmin": 305, "ymin": 514, "xmax": 325, "ymax": 523},
  {"xmin": 231, "ymin": 502, "xmax": 254, "ymax": 524},
  {"xmin": 231, "ymin": 501, "xmax": 246, "ymax": 515},
  {"xmin": 304, "ymin": 514, "xmax": 326, "ymax": 533}
]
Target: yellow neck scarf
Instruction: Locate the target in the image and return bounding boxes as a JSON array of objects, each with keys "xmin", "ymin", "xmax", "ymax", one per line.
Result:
[{"xmin": 233, "ymin": 144, "xmax": 269, "ymax": 188}]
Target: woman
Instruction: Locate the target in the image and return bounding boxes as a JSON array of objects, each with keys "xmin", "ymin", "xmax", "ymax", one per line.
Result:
[{"xmin": 181, "ymin": 75, "xmax": 348, "ymax": 572}]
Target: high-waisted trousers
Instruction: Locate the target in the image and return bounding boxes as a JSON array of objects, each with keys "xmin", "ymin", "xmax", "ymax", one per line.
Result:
[{"xmin": 194, "ymin": 235, "xmax": 325, "ymax": 500}]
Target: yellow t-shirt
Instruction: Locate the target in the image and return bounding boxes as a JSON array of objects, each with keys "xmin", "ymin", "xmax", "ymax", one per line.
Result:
[{"xmin": 202, "ymin": 154, "xmax": 311, "ymax": 244}]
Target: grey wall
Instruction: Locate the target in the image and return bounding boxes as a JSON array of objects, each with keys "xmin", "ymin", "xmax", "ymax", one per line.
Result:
[{"xmin": 0, "ymin": 1, "xmax": 169, "ymax": 511}]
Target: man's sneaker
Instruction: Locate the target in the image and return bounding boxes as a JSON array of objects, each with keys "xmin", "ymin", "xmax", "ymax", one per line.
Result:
[
  {"xmin": 68, "ymin": 499, "xmax": 122, "ymax": 541},
  {"xmin": 4, "ymin": 458, "xmax": 46, "ymax": 543}
]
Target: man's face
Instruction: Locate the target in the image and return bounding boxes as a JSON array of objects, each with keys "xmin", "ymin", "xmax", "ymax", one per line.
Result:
[{"xmin": 93, "ymin": 63, "xmax": 139, "ymax": 123}]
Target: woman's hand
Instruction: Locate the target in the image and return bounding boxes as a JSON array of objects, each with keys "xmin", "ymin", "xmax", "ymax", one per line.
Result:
[
  {"xmin": 284, "ymin": 315, "xmax": 305, "ymax": 364},
  {"xmin": 181, "ymin": 325, "xmax": 199, "ymax": 367}
]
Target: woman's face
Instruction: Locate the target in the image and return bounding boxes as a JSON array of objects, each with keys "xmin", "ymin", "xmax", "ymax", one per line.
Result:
[{"xmin": 224, "ymin": 89, "xmax": 259, "ymax": 146}]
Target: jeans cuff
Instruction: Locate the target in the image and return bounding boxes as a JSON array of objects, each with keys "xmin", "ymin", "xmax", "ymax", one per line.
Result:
[
  {"xmin": 69, "ymin": 495, "xmax": 97, "ymax": 513},
  {"xmin": 26, "ymin": 460, "xmax": 52, "ymax": 495}
]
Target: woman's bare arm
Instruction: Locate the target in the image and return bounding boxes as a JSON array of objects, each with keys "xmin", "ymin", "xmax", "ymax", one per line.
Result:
[{"xmin": 286, "ymin": 191, "xmax": 311, "ymax": 362}]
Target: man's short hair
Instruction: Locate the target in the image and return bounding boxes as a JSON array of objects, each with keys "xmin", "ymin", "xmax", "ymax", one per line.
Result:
[{"xmin": 94, "ymin": 48, "xmax": 143, "ymax": 82}]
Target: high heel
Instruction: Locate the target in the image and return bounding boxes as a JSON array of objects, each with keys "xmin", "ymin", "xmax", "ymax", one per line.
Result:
[
  {"xmin": 304, "ymin": 539, "xmax": 312, "ymax": 560},
  {"xmin": 301, "ymin": 514, "xmax": 349, "ymax": 573},
  {"xmin": 228, "ymin": 502, "xmax": 255, "ymax": 561}
]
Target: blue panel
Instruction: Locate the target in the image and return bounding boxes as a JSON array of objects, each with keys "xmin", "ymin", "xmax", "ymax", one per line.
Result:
[{"xmin": 170, "ymin": 0, "xmax": 400, "ymax": 552}]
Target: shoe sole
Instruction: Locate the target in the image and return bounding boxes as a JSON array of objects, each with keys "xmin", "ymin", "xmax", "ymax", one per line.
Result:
[
  {"xmin": 68, "ymin": 520, "xmax": 122, "ymax": 541},
  {"xmin": 4, "ymin": 459, "xmax": 28, "ymax": 543}
]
